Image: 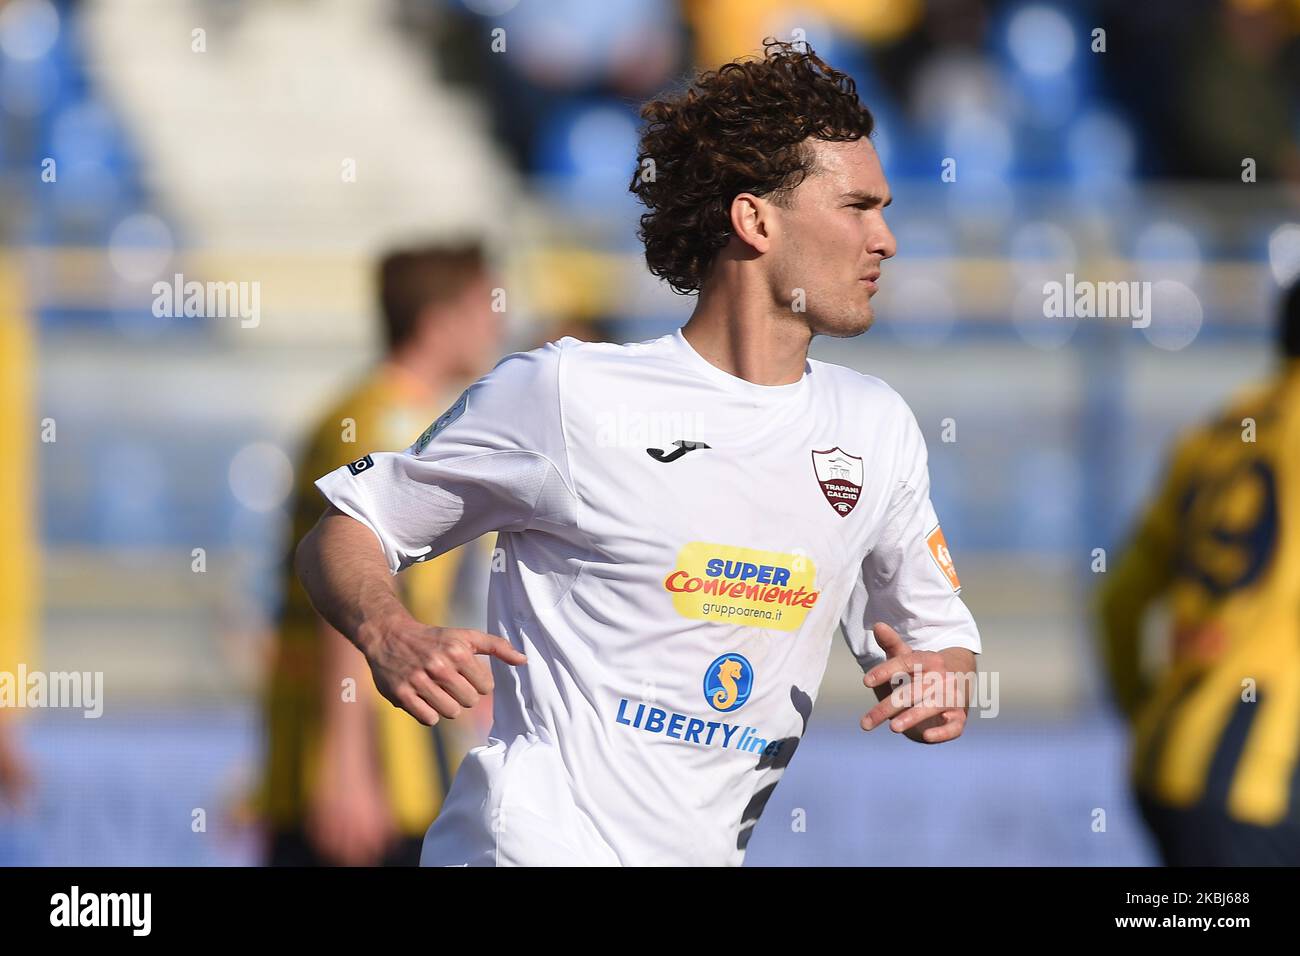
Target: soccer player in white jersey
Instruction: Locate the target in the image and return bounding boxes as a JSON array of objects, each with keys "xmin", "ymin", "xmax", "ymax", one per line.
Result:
[{"xmin": 295, "ymin": 39, "xmax": 981, "ymax": 866}]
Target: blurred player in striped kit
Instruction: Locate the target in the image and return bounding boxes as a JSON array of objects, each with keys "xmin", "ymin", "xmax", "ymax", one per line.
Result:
[
  {"xmin": 261, "ymin": 244, "xmax": 501, "ymax": 865},
  {"xmin": 1099, "ymin": 279, "xmax": 1300, "ymax": 865}
]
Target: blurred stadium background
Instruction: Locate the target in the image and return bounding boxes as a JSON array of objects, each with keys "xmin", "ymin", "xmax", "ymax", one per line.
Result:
[{"xmin": 1, "ymin": 0, "xmax": 1299, "ymax": 865}]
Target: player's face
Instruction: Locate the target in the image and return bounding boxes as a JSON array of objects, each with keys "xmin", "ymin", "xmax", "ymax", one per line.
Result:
[
  {"xmin": 447, "ymin": 272, "xmax": 505, "ymax": 377},
  {"xmin": 769, "ymin": 137, "xmax": 896, "ymax": 337}
]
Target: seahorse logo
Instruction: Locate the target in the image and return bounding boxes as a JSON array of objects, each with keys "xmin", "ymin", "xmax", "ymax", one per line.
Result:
[
  {"xmin": 712, "ymin": 659, "xmax": 743, "ymax": 708},
  {"xmin": 703, "ymin": 654, "xmax": 753, "ymax": 713}
]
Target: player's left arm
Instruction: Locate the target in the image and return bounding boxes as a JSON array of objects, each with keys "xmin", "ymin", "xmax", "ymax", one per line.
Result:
[
  {"xmin": 860, "ymin": 624, "xmax": 976, "ymax": 744},
  {"xmin": 840, "ymin": 395, "xmax": 981, "ymax": 745}
]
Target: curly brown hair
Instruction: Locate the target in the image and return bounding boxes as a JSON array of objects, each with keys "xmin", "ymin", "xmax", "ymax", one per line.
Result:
[{"xmin": 630, "ymin": 39, "xmax": 875, "ymax": 295}]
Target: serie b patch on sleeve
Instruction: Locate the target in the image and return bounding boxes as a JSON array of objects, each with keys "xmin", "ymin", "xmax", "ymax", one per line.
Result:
[
  {"xmin": 926, "ymin": 524, "xmax": 962, "ymax": 592},
  {"xmin": 412, "ymin": 390, "xmax": 468, "ymax": 455}
]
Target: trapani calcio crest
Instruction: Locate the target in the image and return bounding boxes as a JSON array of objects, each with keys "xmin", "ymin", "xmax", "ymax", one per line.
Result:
[{"xmin": 811, "ymin": 447, "xmax": 864, "ymax": 517}]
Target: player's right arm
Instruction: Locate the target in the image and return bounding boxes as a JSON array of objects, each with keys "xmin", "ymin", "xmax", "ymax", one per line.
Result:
[
  {"xmin": 295, "ymin": 342, "xmax": 578, "ymax": 725},
  {"xmin": 296, "ymin": 505, "xmax": 522, "ymax": 725}
]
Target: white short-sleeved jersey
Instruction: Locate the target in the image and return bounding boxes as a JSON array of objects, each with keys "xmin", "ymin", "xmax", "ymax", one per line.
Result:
[{"xmin": 315, "ymin": 329, "xmax": 980, "ymax": 866}]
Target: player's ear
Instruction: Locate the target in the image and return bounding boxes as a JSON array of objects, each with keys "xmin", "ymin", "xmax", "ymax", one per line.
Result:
[{"xmin": 729, "ymin": 192, "xmax": 773, "ymax": 254}]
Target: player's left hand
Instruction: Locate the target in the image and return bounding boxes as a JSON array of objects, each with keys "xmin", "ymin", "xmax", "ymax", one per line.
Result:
[{"xmin": 860, "ymin": 621, "xmax": 976, "ymax": 744}]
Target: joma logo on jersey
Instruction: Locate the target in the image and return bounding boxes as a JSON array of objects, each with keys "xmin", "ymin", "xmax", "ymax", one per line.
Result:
[{"xmin": 664, "ymin": 542, "xmax": 819, "ymax": 632}]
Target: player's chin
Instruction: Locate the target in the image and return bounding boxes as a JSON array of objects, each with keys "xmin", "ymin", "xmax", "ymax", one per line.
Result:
[{"xmin": 814, "ymin": 305, "xmax": 874, "ymax": 338}]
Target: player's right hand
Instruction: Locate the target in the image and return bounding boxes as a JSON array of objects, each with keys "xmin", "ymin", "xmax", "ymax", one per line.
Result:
[
  {"xmin": 307, "ymin": 727, "xmax": 395, "ymax": 866},
  {"xmin": 0, "ymin": 726, "xmax": 33, "ymax": 812},
  {"xmin": 361, "ymin": 618, "xmax": 527, "ymax": 726}
]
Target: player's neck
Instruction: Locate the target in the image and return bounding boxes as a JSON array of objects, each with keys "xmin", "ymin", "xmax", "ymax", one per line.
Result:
[
  {"xmin": 682, "ymin": 279, "xmax": 812, "ymax": 387},
  {"xmin": 384, "ymin": 348, "xmax": 453, "ymax": 404}
]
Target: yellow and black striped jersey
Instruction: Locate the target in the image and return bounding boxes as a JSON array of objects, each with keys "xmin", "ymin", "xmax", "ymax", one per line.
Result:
[
  {"xmin": 262, "ymin": 364, "xmax": 478, "ymax": 836},
  {"xmin": 1098, "ymin": 360, "xmax": 1300, "ymax": 827}
]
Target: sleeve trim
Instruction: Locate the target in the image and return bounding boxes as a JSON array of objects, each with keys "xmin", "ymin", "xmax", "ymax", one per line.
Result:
[{"xmin": 313, "ymin": 479, "xmax": 405, "ymax": 577}]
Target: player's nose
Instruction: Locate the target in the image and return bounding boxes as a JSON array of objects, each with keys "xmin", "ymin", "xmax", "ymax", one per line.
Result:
[{"xmin": 870, "ymin": 220, "xmax": 897, "ymax": 261}]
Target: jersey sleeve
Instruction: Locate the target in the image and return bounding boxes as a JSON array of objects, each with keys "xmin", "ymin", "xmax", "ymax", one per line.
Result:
[
  {"xmin": 840, "ymin": 395, "xmax": 981, "ymax": 672},
  {"xmin": 314, "ymin": 340, "xmax": 578, "ymax": 574}
]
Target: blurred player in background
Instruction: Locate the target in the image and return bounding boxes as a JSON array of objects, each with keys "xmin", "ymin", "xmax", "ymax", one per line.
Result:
[
  {"xmin": 261, "ymin": 244, "xmax": 502, "ymax": 866},
  {"xmin": 0, "ymin": 266, "xmax": 36, "ymax": 821},
  {"xmin": 535, "ymin": 315, "xmax": 616, "ymax": 347},
  {"xmin": 1098, "ymin": 279, "xmax": 1300, "ymax": 865}
]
